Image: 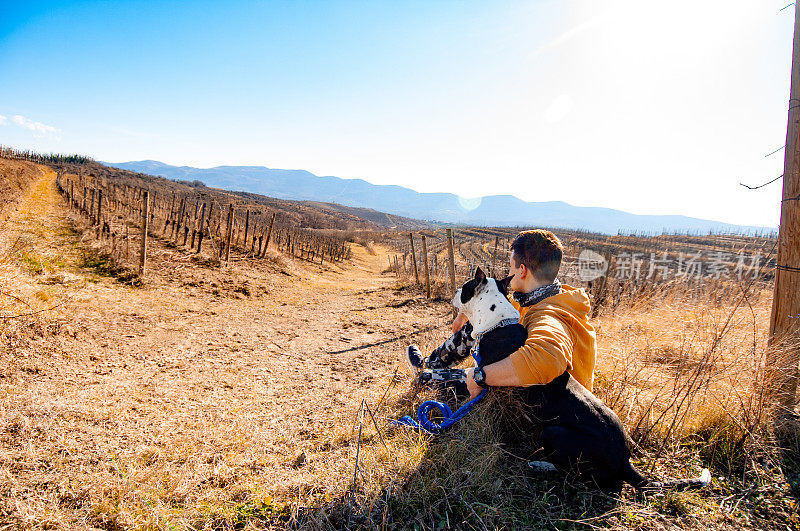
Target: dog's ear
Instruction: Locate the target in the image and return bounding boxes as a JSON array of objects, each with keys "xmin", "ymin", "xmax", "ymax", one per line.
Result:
[
  {"xmin": 474, "ymin": 267, "xmax": 487, "ymax": 283},
  {"xmin": 496, "ymin": 275, "xmax": 513, "ymax": 296}
]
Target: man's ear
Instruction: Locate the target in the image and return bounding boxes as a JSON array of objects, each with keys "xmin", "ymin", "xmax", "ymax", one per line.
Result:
[
  {"xmin": 474, "ymin": 267, "xmax": 487, "ymax": 283},
  {"xmin": 497, "ymin": 275, "xmax": 513, "ymax": 295}
]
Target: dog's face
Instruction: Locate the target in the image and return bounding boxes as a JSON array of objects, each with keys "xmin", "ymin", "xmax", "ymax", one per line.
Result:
[{"xmin": 453, "ymin": 267, "xmax": 515, "ymax": 322}]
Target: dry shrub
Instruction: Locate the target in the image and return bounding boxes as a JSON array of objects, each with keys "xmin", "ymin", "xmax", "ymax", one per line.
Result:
[
  {"xmin": 591, "ymin": 277, "xmax": 796, "ymax": 487},
  {"xmin": 263, "ymin": 248, "xmax": 295, "ymax": 271}
]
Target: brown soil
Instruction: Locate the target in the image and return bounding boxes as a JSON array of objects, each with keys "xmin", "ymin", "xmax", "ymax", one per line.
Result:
[
  {"xmin": 0, "ymin": 163, "xmax": 450, "ymax": 528},
  {"xmin": 0, "ymin": 158, "xmax": 45, "ymax": 225}
]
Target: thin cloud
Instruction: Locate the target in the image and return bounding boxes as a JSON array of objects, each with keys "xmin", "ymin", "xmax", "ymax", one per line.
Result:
[
  {"xmin": 11, "ymin": 114, "xmax": 60, "ymax": 136},
  {"xmin": 0, "ymin": 114, "xmax": 6, "ymax": 125},
  {"xmin": 532, "ymin": 16, "xmax": 606, "ymax": 56}
]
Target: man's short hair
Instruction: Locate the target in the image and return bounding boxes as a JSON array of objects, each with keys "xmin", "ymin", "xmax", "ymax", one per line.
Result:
[{"xmin": 510, "ymin": 229, "xmax": 563, "ymax": 283}]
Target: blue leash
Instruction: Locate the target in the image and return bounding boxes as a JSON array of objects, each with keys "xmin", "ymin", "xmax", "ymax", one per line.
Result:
[
  {"xmin": 394, "ymin": 388, "xmax": 488, "ymax": 434},
  {"xmin": 393, "ymin": 337, "xmax": 487, "ymax": 434}
]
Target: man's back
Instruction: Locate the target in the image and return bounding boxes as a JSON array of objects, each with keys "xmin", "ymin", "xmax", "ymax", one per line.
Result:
[{"xmin": 508, "ymin": 284, "xmax": 596, "ymax": 391}]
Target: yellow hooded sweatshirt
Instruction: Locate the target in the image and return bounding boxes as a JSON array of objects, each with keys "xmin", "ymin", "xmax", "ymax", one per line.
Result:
[{"xmin": 507, "ymin": 284, "xmax": 596, "ymax": 392}]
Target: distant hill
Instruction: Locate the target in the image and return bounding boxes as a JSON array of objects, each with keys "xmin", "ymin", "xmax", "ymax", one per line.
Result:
[{"xmin": 106, "ymin": 160, "xmax": 775, "ymax": 235}]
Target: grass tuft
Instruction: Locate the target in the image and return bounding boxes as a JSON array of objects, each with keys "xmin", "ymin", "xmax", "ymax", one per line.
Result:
[{"xmin": 79, "ymin": 251, "xmax": 141, "ymax": 284}]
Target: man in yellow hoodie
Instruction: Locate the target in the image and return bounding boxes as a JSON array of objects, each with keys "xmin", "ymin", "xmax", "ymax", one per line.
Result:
[{"xmin": 406, "ymin": 229, "xmax": 596, "ymax": 397}]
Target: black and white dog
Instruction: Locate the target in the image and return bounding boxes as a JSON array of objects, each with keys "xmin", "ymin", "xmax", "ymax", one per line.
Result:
[
  {"xmin": 412, "ymin": 268, "xmax": 711, "ymax": 492},
  {"xmin": 408, "ymin": 268, "xmax": 526, "ymax": 398}
]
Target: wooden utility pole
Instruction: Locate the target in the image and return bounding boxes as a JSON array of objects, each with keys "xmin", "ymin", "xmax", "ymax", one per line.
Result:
[
  {"xmin": 409, "ymin": 233, "xmax": 420, "ymax": 284},
  {"xmin": 139, "ymin": 191, "xmax": 149, "ymax": 276},
  {"xmin": 769, "ymin": 3, "xmax": 800, "ymax": 411},
  {"xmin": 447, "ymin": 228, "xmax": 457, "ymax": 295},
  {"xmin": 421, "ymin": 234, "xmax": 431, "ymax": 299}
]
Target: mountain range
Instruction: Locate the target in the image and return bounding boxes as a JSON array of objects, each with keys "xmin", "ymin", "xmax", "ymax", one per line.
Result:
[{"xmin": 105, "ymin": 160, "xmax": 774, "ymax": 235}]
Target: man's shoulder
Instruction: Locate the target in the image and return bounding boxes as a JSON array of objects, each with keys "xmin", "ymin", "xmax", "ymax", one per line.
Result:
[{"xmin": 521, "ymin": 307, "xmax": 570, "ymax": 334}]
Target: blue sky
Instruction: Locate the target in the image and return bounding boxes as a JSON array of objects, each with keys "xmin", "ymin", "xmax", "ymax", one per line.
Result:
[{"xmin": 0, "ymin": 0, "xmax": 794, "ymax": 228}]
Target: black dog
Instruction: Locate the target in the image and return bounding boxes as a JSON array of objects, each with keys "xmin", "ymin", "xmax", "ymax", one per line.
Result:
[{"xmin": 517, "ymin": 371, "xmax": 710, "ymax": 491}]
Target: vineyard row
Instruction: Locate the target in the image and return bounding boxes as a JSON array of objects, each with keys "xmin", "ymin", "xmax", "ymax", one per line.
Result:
[{"xmin": 54, "ymin": 170, "xmax": 351, "ymax": 276}]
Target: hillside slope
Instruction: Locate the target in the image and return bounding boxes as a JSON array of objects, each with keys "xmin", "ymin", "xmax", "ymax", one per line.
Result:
[{"xmin": 58, "ymin": 160, "xmax": 430, "ymax": 231}]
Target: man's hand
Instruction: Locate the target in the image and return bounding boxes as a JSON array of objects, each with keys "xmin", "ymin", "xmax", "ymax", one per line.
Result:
[
  {"xmin": 465, "ymin": 358, "xmax": 523, "ymax": 398},
  {"xmin": 451, "ymin": 312, "xmax": 468, "ymax": 334},
  {"xmin": 464, "ymin": 367, "xmax": 482, "ymax": 399}
]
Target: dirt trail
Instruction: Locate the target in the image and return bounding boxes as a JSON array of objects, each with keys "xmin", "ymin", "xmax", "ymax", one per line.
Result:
[{"xmin": 0, "ymin": 164, "xmax": 450, "ymax": 526}]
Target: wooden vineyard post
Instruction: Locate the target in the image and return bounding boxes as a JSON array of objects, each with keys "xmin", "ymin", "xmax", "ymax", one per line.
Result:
[
  {"xmin": 493, "ymin": 236, "xmax": 499, "ymax": 277},
  {"xmin": 149, "ymin": 191, "xmax": 156, "ymax": 228},
  {"xmin": 95, "ymin": 189, "xmax": 103, "ymax": 241},
  {"xmin": 769, "ymin": 2, "xmax": 800, "ymax": 411},
  {"xmin": 243, "ymin": 210, "xmax": 250, "ymax": 254},
  {"xmin": 224, "ymin": 203, "xmax": 234, "ymax": 264},
  {"xmin": 590, "ymin": 251, "xmax": 612, "ymax": 319},
  {"xmin": 196, "ymin": 203, "xmax": 207, "ymax": 254},
  {"xmin": 421, "ymin": 234, "xmax": 431, "ymax": 299},
  {"xmin": 409, "ymin": 233, "xmax": 420, "ymax": 285},
  {"xmin": 189, "ymin": 205, "xmax": 197, "ymax": 249},
  {"xmin": 95, "ymin": 189, "xmax": 102, "ymax": 226},
  {"xmin": 260, "ymin": 213, "xmax": 276, "ymax": 258},
  {"xmin": 139, "ymin": 191, "xmax": 149, "ymax": 276},
  {"xmin": 205, "ymin": 202, "xmax": 214, "ymax": 250},
  {"xmin": 447, "ymin": 228, "xmax": 457, "ymax": 296},
  {"xmin": 394, "ymin": 255, "xmax": 399, "ymax": 278},
  {"xmin": 189, "ymin": 202, "xmax": 199, "ymax": 248},
  {"xmin": 164, "ymin": 195, "xmax": 175, "ymax": 235},
  {"xmin": 174, "ymin": 198, "xmax": 186, "ymax": 244},
  {"xmin": 182, "ymin": 204, "xmax": 191, "ymax": 246}
]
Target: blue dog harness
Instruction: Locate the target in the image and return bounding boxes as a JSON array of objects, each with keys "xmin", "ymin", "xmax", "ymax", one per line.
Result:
[{"xmin": 394, "ymin": 318, "xmax": 519, "ymax": 434}]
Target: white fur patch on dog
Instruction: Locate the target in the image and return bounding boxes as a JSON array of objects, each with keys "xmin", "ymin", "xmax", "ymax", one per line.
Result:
[{"xmin": 459, "ymin": 278, "xmax": 520, "ymax": 335}]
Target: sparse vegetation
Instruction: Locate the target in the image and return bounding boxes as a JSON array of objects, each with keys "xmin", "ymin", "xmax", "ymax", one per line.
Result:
[{"xmin": 0, "ymin": 155, "xmax": 798, "ymax": 529}]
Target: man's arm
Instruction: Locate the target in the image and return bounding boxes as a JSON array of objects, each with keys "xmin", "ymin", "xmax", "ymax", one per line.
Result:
[
  {"xmin": 465, "ymin": 314, "xmax": 573, "ymax": 399},
  {"xmin": 465, "ymin": 358, "xmax": 521, "ymax": 398}
]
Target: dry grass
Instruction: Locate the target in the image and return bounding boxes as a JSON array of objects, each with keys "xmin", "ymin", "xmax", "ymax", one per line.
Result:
[
  {"xmin": 1, "ymin": 161, "xmax": 799, "ymax": 529},
  {"xmin": 307, "ymin": 277, "xmax": 800, "ymax": 529}
]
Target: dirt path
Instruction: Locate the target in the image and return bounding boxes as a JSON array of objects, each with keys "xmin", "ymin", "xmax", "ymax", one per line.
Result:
[{"xmin": 0, "ymin": 164, "xmax": 450, "ymax": 528}]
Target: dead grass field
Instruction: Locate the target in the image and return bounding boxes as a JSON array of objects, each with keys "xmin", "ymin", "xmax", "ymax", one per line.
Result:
[
  {"xmin": 0, "ymin": 163, "xmax": 452, "ymax": 528},
  {"xmin": 1, "ymin": 161, "xmax": 799, "ymax": 530}
]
